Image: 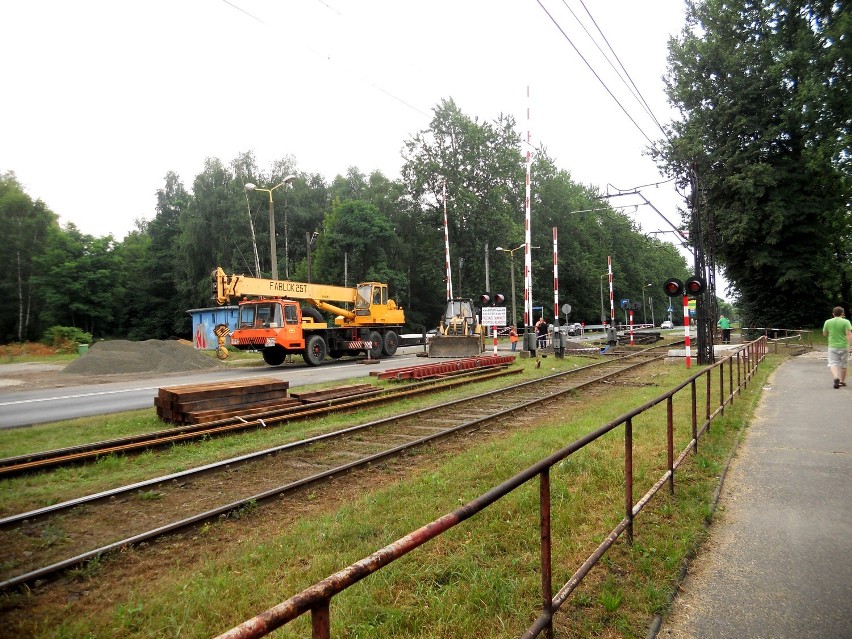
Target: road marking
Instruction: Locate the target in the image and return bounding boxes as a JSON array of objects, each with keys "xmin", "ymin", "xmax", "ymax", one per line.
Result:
[{"xmin": 0, "ymin": 386, "xmax": 160, "ymax": 407}]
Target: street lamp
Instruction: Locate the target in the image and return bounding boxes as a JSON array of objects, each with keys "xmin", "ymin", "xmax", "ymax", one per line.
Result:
[
  {"xmin": 495, "ymin": 244, "xmax": 524, "ymax": 328},
  {"xmin": 245, "ymin": 175, "xmax": 297, "ymax": 280},
  {"xmin": 649, "ymin": 294, "xmax": 655, "ymax": 327},
  {"xmin": 306, "ymin": 230, "xmax": 319, "ymax": 282},
  {"xmin": 643, "ymin": 283, "xmax": 653, "ymax": 325}
]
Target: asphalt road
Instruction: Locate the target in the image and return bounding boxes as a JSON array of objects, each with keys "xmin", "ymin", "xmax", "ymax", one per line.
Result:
[
  {"xmin": 0, "ymin": 330, "xmax": 656, "ymax": 430},
  {"xmin": 0, "ymin": 347, "xmax": 429, "ymax": 430}
]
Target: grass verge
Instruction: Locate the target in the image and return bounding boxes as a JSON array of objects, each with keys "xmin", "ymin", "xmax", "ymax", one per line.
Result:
[{"xmin": 1, "ymin": 351, "xmax": 787, "ymax": 638}]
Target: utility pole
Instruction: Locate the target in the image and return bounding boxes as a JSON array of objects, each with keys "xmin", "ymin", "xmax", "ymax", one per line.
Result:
[
  {"xmin": 689, "ymin": 164, "xmax": 715, "ymax": 365},
  {"xmin": 484, "ymin": 242, "xmax": 490, "ymax": 293}
]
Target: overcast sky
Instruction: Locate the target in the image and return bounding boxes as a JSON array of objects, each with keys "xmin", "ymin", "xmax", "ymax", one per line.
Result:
[{"xmin": 2, "ymin": 0, "xmax": 697, "ymax": 275}]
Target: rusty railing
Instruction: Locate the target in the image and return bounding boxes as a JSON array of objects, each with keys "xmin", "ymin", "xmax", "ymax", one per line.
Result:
[
  {"xmin": 741, "ymin": 326, "xmax": 813, "ymax": 353},
  {"xmin": 215, "ymin": 336, "xmax": 767, "ymax": 639}
]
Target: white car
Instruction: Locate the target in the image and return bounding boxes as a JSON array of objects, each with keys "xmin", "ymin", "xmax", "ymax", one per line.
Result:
[
  {"xmin": 559, "ymin": 322, "xmax": 581, "ymax": 335},
  {"xmin": 660, "ymin": 320, "xmax": 674, "ymax": 329}
]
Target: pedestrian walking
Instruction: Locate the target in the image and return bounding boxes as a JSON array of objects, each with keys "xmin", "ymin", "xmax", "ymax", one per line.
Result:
[
  {"xmin": 509, "ymin": 325, "xmax": 518, "ymax": 352},
  {"xmin": 535, "ymin": 317, "xmax": 548, "ymax": 349},
  {"xmin": 717, "ymin": 313, "xmax": 732, "ymax": 344},
  {"xmin": 822, "ymin": 306, "xmax": 852, "ymax": 389}
]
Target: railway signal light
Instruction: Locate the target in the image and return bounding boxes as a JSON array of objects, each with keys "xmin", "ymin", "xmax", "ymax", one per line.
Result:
[
  {"xmin": 480, "ymin": 293, "xmax": 505, "ymax": 306},
  {"xmin": 663, "ymin": 277, "xmax": 705, "ymax": 297},
  {"xmin": 684, "ymin": 276, "xmax": 706, "ymax": 296},
  {"xmin": 663, "ymin": 279, "xmax": 683, "ymax": 297}
]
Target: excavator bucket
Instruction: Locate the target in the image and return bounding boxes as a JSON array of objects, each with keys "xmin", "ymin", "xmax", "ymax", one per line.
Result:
[
  {"xmin": 427, "ymin": 334, "xmax": 484, "ymax": 358},
  {"xmin": 427, "ymin": 298, "xmax": 486, "ymax": 358}
]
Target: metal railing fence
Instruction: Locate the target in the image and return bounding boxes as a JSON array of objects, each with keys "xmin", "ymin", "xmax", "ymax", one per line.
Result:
[
  {"xmin": 741, "ymin": 327, "xmax": 814, "ymax": 352},
  {"xmin": 215, "ymin": 336, "xmax": 767, "ymax": 639}
]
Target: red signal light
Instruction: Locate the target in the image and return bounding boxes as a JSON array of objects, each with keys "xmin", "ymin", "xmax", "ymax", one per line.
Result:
[
  {"xmin": 684, "ymin": 277, "xmax": 706, "ymax": 296},
  {"xmin": 663, "ymin": 279, "xmax": 683, "ymax": 296}
]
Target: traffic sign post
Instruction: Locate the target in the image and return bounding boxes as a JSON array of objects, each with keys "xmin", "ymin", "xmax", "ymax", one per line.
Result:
[{"xmin": 481, "ymin": 305, "xmax": 507, "ymax": 356}]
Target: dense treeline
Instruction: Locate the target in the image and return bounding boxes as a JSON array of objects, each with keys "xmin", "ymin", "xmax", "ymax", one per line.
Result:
[
  {"xmin": 0, "ymin": 99, "xmax": 689, "ymax": 344},
  {"xmin": 655, "ymin": 0, "xmax": 851, "ymax": 327}
]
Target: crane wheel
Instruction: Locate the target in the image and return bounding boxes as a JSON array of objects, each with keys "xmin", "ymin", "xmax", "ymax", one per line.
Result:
[
  {"xmin": 262, "ymin": 347, "xmax": 287, "ymax": 366},
  {"xmin": 382, "ymin": 330, "xmax": 398, "ymax": 356},
  {"xmin": 304, "ymin": 334, "xmax": 327, "ymax": 366},
  {"xmin": 367, "ymin": 330, "xmax": 383, "ymax": 359}
]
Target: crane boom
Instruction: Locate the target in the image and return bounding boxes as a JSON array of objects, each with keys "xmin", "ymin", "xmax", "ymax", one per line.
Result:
[{"xmin": 212, "ymin": 268, "xmax": 355, "ymax": 306}]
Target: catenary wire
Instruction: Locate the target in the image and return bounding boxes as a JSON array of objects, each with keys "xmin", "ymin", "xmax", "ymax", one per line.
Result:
[
  {"xmin": 560, "ymin": 0, "xmax": 662, "ymax": 137},
  {"xmin": 535, "ymin": 0, "xmax": 659, "ymax": 149},
  {"xmin": 578, "ymin": 0, "xmax": 672, "ymax": 143},
  {"xmin": 220, "ymin": 0, "xmax": 429, "ymax": 118}
]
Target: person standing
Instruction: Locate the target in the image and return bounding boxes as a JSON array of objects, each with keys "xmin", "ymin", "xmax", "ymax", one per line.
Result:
[
  {"xmin": 508, "ymin": 325, "xmax": 518, "ymax": 352},
  {"xmin": 822, "ymin": 306, "xmax": 852, "ymax": 389},
  {"xmin": 535, "ymin": 317, "xmax": 548, "ymax": 349},
  {"xmin": 717, "ymin": 314, "xmax": 732, "ymax": 344}
]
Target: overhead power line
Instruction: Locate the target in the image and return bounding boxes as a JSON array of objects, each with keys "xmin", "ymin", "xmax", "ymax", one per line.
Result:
[
  {"xmin": 220, "ymin": 0, "xmax": 429, "ymax": 118},
  {"xmin": 535, "ymin": 0, "xmax": 664, "ymax": 151},
  {"xmin": 578, "ymin": 0, "xmax": 671, "ymax": 143}
]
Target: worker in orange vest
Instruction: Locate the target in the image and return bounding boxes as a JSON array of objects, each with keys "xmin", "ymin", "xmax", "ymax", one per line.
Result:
[{"xmin": 509, "ymin": 325, "xmax": 519, "ymax": 352}]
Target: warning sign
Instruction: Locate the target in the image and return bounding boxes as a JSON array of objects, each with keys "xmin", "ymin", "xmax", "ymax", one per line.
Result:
[{"xmin": 481, "ymin": 306, "xmax": 507, "ymax": 326}]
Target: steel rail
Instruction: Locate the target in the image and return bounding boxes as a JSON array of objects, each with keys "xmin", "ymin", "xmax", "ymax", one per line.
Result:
[
  {"xmin": 0, "ymin": 367, "xmax": 518, "ymax": 477},
  {"xmin": 1, "ymin": 342, "xmax": 676, "ymax": 476},
  {"xmin": 0, "ymin": 352, "xmax": 662, "ymax": 592},
  {"xmin": 1, "ymin": 353, "xmax": 658, "ymax": 528}
]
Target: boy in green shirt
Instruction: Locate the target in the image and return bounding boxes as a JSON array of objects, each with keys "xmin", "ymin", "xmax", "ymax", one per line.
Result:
[
  {"xmin": 822, "ymin": 306, "xmax": 852, "ymax": 389},
  {"xmin": 717, "ymin": 314, "xmax": 732, "ymax": 344}
]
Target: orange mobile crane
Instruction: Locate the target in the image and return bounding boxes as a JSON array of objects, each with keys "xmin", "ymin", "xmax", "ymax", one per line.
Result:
[{"xmin": 211, "ymin": 267, "xmax": 405, "ymax": 366}]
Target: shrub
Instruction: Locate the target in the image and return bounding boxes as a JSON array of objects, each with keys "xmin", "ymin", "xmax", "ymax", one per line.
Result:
[
  {"xmin": 0, "ymin": 342, "xmax": 57, "ymax": 358},
  {"xmin": 41, "ymin": 326, "xmax": 93, "ymax": 353}
]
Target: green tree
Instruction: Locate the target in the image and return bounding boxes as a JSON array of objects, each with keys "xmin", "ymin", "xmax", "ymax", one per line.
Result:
[
  {"xmin": 401, "ymin": 100, "xmax": 689, "ymax": 329},
  {"xmin": 656, "ymin": 0, "xmax": 851, "ymax": 327},
  {"xmin": 521, "ymin": 153, "xmax": 688, "ymax": 326},
  {"xmin": 32, "ymin": 224, "xmax": 124, "ymax": 337},
  {"xmin": 312, "ymin": 199, "xmax": 402, "ymax": 292},
  {"xmin": 322, "ymin": 169, "xmax": 416, "ymax": 312},
  {"xmin": 401, "ymin": 98, "xmax": 525, "ymax": 324},
  {"xmin": 284, "ymin": 172, "xmax": 329, "ymax": 281},
  {"xmin": 0, "ymin": 172, "xmax": 58, "ymax": 341},
  {"xmin": 176, "ymin": 157, "xmax": 256, "ymax": 311},
  {"xmin": 116, "ymin": 171, "xmax": 191, "ymax": 340}
]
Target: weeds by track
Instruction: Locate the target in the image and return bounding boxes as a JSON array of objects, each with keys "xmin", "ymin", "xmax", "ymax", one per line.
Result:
[
  {"xmin": 0, "ymin": 367, "xmax": 518, "ymax": 478},
  {"xmin": 0, "ymin": 348, "xmax": 668, "ymax": 591}
]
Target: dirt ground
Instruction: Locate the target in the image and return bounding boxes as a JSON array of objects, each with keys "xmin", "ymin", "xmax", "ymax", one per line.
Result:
[{"xmin": 0, "ymin": 340, "xmax": 228, "ymax": 392}]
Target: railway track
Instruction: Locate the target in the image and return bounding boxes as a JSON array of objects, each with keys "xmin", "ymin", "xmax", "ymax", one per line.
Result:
[
  {"xmin": 0, "ymin": 348, "xmax": 668, "ymax": 591},
  {"xmin": 0, "ymin": 366, "xmax": 518, "ymax": 478}
]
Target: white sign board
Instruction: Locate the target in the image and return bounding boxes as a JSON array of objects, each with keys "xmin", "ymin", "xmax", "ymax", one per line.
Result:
[{"xmin": 481, "ymin": 306, "xmax": 507, "ymax": 326}]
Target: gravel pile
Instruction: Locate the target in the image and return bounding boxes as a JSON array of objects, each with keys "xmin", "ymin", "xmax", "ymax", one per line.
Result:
[{"xmin": 62, "ymin": 340, "xmax": 224, "ymax": 376}]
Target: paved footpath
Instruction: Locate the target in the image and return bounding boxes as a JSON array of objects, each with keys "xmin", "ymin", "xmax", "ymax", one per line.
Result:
[{"xmin": 654, "ymin": 350, "xmax": 851, "ymax": 639}]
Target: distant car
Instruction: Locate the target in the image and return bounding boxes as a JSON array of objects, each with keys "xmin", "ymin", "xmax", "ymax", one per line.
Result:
[
  {"xmin": 558, "ymin": 322, "xmax": 582, "ymax": 336},
  {"xmin": 660, "ymin": 320, "xmax": 674, "ymax": 329}
]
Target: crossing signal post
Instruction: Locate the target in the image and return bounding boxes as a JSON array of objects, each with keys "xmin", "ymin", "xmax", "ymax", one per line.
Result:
[
  {"xmin": 480, "ymin": 293, "xmax": 505, "ymax": 307},
  {"xmin": 662, "ymin": 277, "xmax": 706, "ymax": 368},
  {"xmin": 480, "ymin": 293, "xmax": 506, "ymax": 354}
]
